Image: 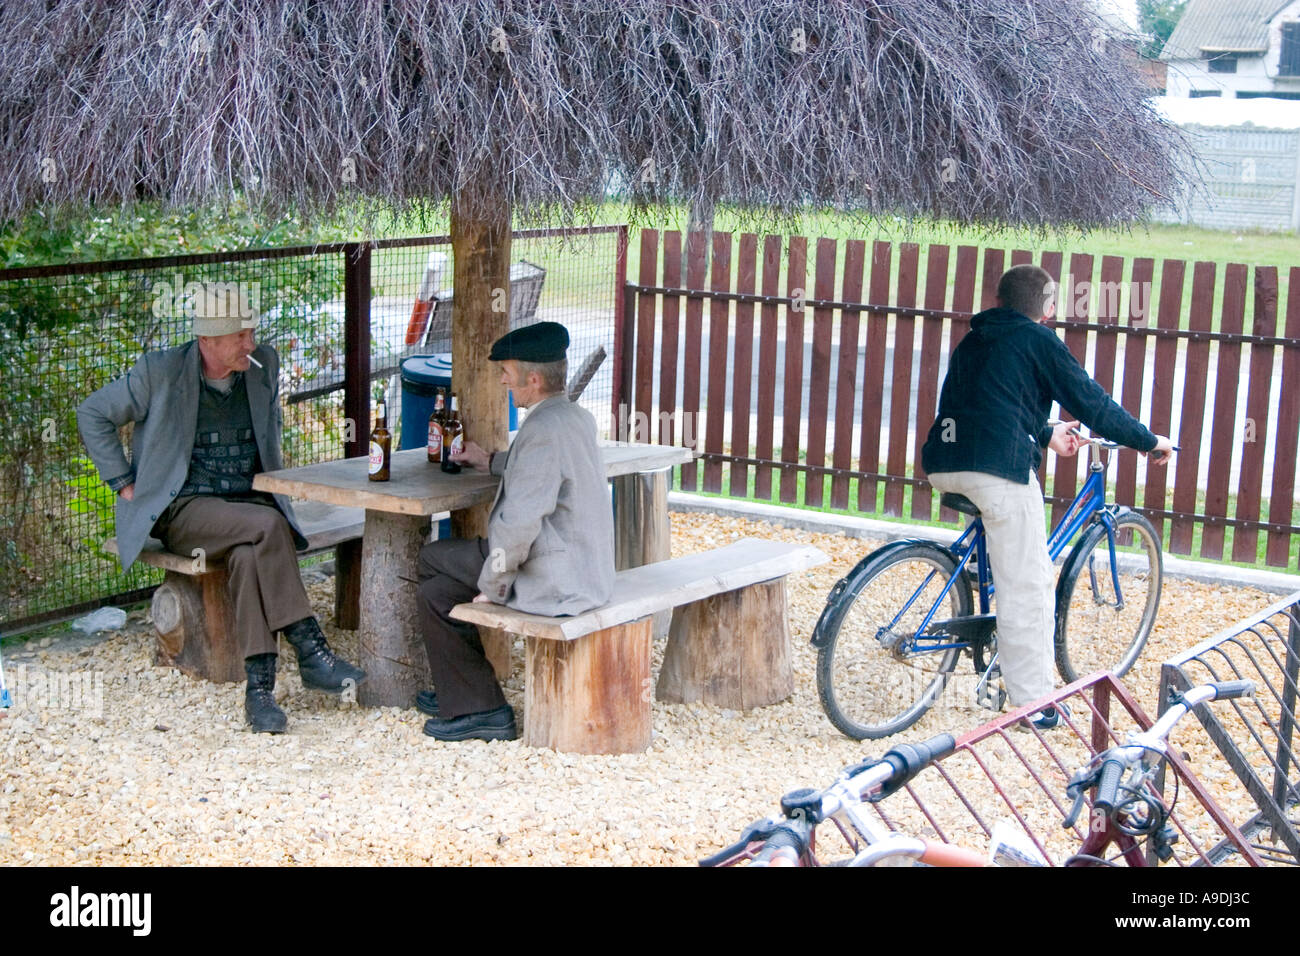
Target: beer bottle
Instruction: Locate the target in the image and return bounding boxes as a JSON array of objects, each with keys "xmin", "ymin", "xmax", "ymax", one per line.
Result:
[
  {"xmin": 441, "ymin": 393, "xmax": 463, "ymax": 474},
  {"xmin": 368, "ymin": 397, "xmax": 391, "ymax": 481},
  {"xmin": 426, "ymin": 388, "xmax": 447, "ymax": 463}
]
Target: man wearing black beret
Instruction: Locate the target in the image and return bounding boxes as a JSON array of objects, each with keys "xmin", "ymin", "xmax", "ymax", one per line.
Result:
[{"xmin": 413, "ymin": 321, "xmax": 616, "ymax": 741}]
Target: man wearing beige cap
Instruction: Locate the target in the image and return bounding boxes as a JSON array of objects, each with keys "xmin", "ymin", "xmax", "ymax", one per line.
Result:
[{"xmin": 77, "ymin": 283, "xmax": 365, "ymax": 733}]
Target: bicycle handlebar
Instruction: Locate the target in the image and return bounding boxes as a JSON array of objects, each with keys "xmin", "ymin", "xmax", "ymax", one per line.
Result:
[
  {"xmin": 700, "ymin": 732, "xmax": 957, "ymax": 866},
  {"xmin": 1063, "ymin": 681, "xmax": 1254, "ymax": 831}
]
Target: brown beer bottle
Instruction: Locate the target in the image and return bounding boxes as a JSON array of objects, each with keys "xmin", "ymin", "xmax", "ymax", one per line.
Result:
[
  {"xmin": 368, "ymin": 397, "xmax": 391, "ymax": 481},
  {"xmin": 441, "ymin": 393, "xmax": 463, "ymax": 474},
  {"xmin": 426, "ymin": 388, "xmax": 447, "ymax": 463}
]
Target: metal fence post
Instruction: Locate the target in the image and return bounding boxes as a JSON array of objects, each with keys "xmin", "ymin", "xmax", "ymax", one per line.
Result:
[{"xmin": 343, "ymin": 243, "xmax": 371, "ymax": 459}]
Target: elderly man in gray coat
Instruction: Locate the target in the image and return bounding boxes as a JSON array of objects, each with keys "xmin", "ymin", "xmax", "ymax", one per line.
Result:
[
  {"xmin": 414, "ymin": 321, "xmax": 615, "ymax": 742},
  {"xmin": 76, "ymin": 285, "xmax": 365, "ymax": 733}
]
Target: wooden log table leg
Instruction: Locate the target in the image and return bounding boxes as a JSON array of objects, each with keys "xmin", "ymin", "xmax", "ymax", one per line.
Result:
[
  {"xmin": 151, "ymin": 568, "xmax": 244, "ymax": 683},
  {"xmin": 524, "ymin": 619, "xmax": 653, "ymax": 754},
  {"xmin": 656, "ymin": 578, "xmax": 793, "ymax": 710},
  {"xmin": 613, "ymin": 468, "xmax": 672, "ymax": 638},
  {"xmin": 358, "ymin": 510, "xmax": 432, "ymax": 706}
]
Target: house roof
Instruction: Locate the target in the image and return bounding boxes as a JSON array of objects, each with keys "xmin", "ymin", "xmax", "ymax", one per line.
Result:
[{"xmin": 1160, "ymin": 0, "xmax": 1293, "ymax": 60}]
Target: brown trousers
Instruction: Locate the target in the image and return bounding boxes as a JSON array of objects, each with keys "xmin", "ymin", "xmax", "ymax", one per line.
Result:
[
  {"xmin": 415, "ymin": 537, "xmax": 507, "ymax": 719},
  {"xmin": 156, "ymin": 495, "xmax": 314, "ymax": 659}
]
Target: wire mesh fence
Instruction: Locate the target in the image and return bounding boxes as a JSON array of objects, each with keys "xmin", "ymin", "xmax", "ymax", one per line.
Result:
[{"xmin": 0, "ymin": 226, "xmax": 625, "ymax": 632}]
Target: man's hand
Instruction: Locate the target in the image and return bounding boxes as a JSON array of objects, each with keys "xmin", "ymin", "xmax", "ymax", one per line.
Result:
[
  {"xmin": 1048, "ymin": 420, "xmax": 1081, "ymax": 458},
  {"xmin": 451, "ymin": 440, "xmax": 492, "ymax": 471},
  {"xmin": 119, "ymin": 484, "xmax": 135, "ymax": 501},
  {"xmin": 1147, "ymin": 435, "xmax": 1175, "ymax": 465},
  {"xmin": 471, "ymin": 592, "xmax": 492, "ymax": 604}
]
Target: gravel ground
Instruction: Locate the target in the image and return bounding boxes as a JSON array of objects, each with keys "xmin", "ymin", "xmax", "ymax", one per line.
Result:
[{"xmin": 0, "ymin": 512, "xmax": 1280, "ymax": 866}]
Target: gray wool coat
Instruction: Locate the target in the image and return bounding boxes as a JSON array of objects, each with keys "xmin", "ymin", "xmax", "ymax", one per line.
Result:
[
  {"xmin": 478, "ymin": 393, "xmax": 615, "ymax": 615},
  {"xmin": 76, "ymin": 341, "xmax": 306, "ymax": 572}
]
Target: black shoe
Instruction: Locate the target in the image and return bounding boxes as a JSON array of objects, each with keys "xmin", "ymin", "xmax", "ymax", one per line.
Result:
[
  {"xmin": 415, "ymin": 689, "xmax": 439, "ymax": 717},
  {"xmin": 282, "ymin": 617, "xmax": 367, "ymax": 693},
  {"xmin": 423, "ymin": 705, "xmax": 517, "ymax": 742},
  {"xmin": 244, "ymin": 653, "xmax": 287, "ymax": 734}
]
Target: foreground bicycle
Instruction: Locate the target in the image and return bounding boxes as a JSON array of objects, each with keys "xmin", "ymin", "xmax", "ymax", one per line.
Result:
[
  {"xmin": 815, "ymin": 429, "xmax": 1169, "ymax": 739},
  {"xmin": 701, "ymin": 681, "xmax": 1252, "ymax": 867}
]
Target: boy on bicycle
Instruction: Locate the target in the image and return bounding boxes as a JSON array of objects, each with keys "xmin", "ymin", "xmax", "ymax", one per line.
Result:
[{"xmin": 920, "ymin": 264, "xmax": 1174, "ymax": 728}]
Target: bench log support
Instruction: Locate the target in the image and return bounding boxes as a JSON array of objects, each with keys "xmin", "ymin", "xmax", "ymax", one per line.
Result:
[
  {"xmin": 151, "ymin": 569, "xmax": 245, "ymax": 683},
  {"xmin": 524, "ymin": 618, "xmax": 652, "ymax": 754},
  {"xmin": 656, "ymin": 579, "xmax": 793, "ymax": 710}
]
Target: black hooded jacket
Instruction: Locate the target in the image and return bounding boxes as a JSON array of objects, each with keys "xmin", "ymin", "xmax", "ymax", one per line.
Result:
[{"xmin": 921, "ymin": 307, "xmax": 1157, "ymax": 484}]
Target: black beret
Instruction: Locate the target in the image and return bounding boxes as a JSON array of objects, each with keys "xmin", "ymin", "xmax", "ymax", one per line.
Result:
[{"xmin": 488, "ymin": 321, "xmax": 569, "ymax": 363}]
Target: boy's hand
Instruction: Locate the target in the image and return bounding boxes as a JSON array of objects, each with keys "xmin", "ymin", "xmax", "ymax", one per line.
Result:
[
  {"xmin": 1048, "ymin": 420, "xmax": 1081, "ymax": 458},
  {"xmin": 1147, "ymin": 436, "xmax": 1175, "ymax": 465}
]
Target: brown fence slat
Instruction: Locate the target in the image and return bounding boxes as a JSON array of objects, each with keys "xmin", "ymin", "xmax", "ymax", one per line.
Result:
[
  {"xmin": 781, "ymin": 237, "xmax": 808, "ymax": 504},
  {"xmin": 1010, "ymin": 248, "xmax": 1033, "ymax": 267},
  {"xmin": 729, "ymin": 234, "xmax": 758, "ymax": 496},
  {"xmin": 939, "ymin": 245, "xmax": 980, "ymax": 523},
  {"xmin": 1049, "ymin": 253, "xmax": 1092, "ymax": 527},
  {"xmin": 832, "ymin": 240, "xmax": 866, "ymax": 510},
  {"xmin": 1116, "ymin": 257, "xmax": 1155, "ymax": 510},
  {"xmin": 703, "ymin": 232, "xmax": 733, "ymax": 492},
  {"xmin": 658, "ymin": 231, "xmax": 682, "ymax": 448},
  {"xmin": 1143, "ymin": 259, "xmax": 1186, "ymax": 542},
  {"xmin": 1232, "ymin": 267, "xmax": 1279, "ymax": 562},
  {"xmin": 980, "ymin": 248, "xmax": 1004, "ymax": 312},
  {"xmin": 1266, "ymin": 266, "xmax": 1300, "ymax": 567},
  {"xmin": 885, "ymin": 243, "xmax": 920, "ymax": 516},
  {"xmin": 754, "ymin": 236, "xmax": 782, "ymax": 499},
  {"xmin": 858, "ymin": 240, "xmax": 892, "ymax": 511},
  {"xmin": 1170, "ymin": 261, "xmax": 1216, "ymax": 556},
  {"xmin": 1202, "ymin": 263, "xmax": 1248, "ymax": 560},
  {"xmin": 680, "ymin": 230, "xmax": 709, "ymax": 491},
  {"xmin": 634, "ymin": 229, "xmax": 659, "ymax": 439},
  {"xmin": 804, "ymin": 238, "xmax": 838, "ymax": 507},
  {"xmin": 911, "ymin": 244, "xmax": 950, "ymax": 521}
]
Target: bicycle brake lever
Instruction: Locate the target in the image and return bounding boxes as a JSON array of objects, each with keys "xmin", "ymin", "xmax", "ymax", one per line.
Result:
[{"xmin": 1063, "ymin": 787, "xmax": 1089, "ymax": 829}]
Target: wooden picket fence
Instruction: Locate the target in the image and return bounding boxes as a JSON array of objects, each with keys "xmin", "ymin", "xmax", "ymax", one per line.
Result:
[{"xmin": 613, "ymin": 229, "xmax": 1300, "ymax": 570}]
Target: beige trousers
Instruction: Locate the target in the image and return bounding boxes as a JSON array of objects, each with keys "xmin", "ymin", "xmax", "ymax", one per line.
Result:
[{"xmin": 927, "ymin": 470, "xmax": 1057, "ymax": 707}]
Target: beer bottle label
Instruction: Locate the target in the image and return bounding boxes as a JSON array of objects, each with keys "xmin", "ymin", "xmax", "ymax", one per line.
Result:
[
  {"xmin": 427, "ymin": 422, "xmax": 443, "ymax": 454},
  {"xmin": 450, "ymin": 433, "xmax": 464, "ymax": 456},
  {"xmin": 368, "ymin": 441, "xmax": 384, "ymax": 474}
]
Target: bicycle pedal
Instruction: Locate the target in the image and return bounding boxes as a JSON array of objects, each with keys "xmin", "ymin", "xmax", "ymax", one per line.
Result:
[{"xmin": 976, "ymin": 665, "xmax": 1006, "ymax": 712}]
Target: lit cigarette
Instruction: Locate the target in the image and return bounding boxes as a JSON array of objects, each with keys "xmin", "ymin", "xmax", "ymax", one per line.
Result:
[{"xmin": 247, "ymin": 355, "xmax": 264, "ymax": 368}]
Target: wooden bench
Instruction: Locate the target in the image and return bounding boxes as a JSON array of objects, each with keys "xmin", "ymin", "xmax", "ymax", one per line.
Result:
[
  {"xmin": 104, "ymin": 501, "xmax": 365, "ymax": 683},
  {"xmin": 450, "ymin": 537, "xmax": 828, "ymax": 754}
]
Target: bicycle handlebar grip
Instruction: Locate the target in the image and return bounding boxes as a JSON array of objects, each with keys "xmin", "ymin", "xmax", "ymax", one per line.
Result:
[
  {"xmin": 1094, "ymin": 757, "xmax": 1126, "ymax": 813},
  {"xmin": 919, "ymin": 840, "xmax": 987, "ymax": 867},
  {"xmin": 1211, "ymin": 680, "xmax": 1255, "ymax": 701},
  {"xmin": 878, "ymin": 733, "xmax": 956, "ymax": 796}
]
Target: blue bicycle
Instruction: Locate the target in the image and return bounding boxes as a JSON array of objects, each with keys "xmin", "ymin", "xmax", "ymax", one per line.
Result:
[{"xmin": 813, "ymin": 431, "xmax": 1164, "ymax": 740}]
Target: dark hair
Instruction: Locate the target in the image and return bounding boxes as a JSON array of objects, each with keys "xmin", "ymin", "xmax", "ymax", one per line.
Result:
[{"xmin": 997, "ymin": 265, "xmax": 1055, "ymax": 319}]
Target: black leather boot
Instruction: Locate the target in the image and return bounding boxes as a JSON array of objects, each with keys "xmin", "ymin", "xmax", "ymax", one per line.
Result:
[
  {"xmin": 282, "ymin": 617, "xmax": 367, "ymax": 693},
  {"xmin": 245, "ymin": 653, "xmax": 287, "ymax": 733}
]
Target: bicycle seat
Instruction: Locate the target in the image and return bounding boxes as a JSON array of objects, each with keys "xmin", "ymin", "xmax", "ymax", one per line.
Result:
[{"xmin": 940, "ymin": 493, "xmax": 981, "ymax": 517}]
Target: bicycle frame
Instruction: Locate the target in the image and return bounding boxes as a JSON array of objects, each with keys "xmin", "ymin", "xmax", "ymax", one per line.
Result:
[{"xmin": 889, "ymin": 442, "xmax": 1123, "ymax": 659}]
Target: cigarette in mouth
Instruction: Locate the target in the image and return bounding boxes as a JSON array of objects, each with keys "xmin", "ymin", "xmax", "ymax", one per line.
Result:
[{"xmin": 247, "ymin": 355, "xmax": 264, "ymax": 368}]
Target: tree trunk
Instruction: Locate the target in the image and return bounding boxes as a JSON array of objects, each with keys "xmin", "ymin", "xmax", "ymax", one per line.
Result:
[{"xmin": 450, "ymin": 175, "xmax": 512, "ymax": 678}]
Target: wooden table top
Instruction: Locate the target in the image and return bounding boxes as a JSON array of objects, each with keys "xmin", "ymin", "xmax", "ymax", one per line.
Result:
[{"xmin": 253, "ymin": 441, "xmax": 695, "ymax": 517}]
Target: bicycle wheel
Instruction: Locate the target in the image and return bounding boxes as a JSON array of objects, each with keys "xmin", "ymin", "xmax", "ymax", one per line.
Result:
[
  {"xmin": 1054, "ymin": 512, "xmax": 1162, "ymax": 683},
  {"xmin": 816, "ymin": 543, "xmax": 971, "ymax": 740}
]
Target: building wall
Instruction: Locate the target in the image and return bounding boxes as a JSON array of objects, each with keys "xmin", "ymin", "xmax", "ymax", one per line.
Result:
[
  {"xmin": 1153, "ymin": 124, "xmax": 1300, "ymax": 231},
  {"xmin": 1165, "ymin": 0, "xmax": 1300, "ymax": 98}
]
